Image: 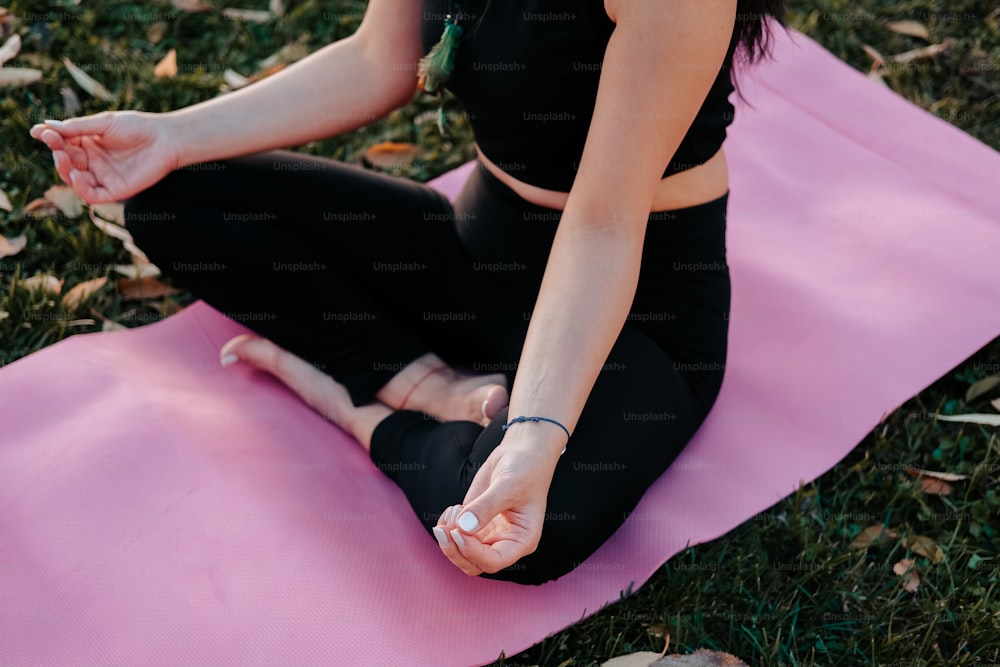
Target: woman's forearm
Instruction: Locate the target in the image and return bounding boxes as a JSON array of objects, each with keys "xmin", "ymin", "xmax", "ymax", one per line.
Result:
[
  {"xmin": 505, "ymin": 220, "xmax": 644, "ymax": 461},
  {"xmin": 163, "ymin": 35, "xmax": 416, "ymax": 168}
]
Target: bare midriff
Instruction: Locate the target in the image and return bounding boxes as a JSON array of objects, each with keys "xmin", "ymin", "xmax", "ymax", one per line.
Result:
[{"xmin": 474, "ymin": 143, "xmax": 729, "ymax": 213}]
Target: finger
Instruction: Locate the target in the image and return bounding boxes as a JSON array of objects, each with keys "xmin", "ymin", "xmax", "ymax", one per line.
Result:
[
  {"xmin": 36, "ymin": 127, "xmax": 67, "ymax": 150},
  {"xmin": 219, "ymin": 334, "xmax": 349, "ymax": 424},
  {"xmin": 450, "ymin": 528, "xmax": 525, "ymax": 575},
  {"xmin": 433, "ymin": 505, "xmax": 483, "ymax": 576},
  {"xmin": 37, "ymin": 113, "xmax": 114, "ymax": 139},
  {"xmin": 66, "ymin": 169, "xmax": 115, "ymax": 205}
]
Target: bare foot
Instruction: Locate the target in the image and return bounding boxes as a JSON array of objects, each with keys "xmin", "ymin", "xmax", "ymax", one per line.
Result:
[
  {"xmin": 218, "ymin": 334, "xmax": 391, "ymax": 451},
  {"xmin": 376, "ymin": 352, "xmax": 509, "ymax": 426}
]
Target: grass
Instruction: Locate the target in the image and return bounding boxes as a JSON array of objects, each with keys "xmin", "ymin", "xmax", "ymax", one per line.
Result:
[{"xmin": 1, "ymin": 0, "xmax": 998, "ymax": 665}]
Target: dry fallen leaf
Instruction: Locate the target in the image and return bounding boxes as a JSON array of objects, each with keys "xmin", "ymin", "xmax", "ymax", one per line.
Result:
[
  {"xmin": 147, "ymin": 21, "xmax": 169, "ymax": 44},
  {"xmin": 223, "ymin": 8, "xmax": 272, "ymax": 23},
  {"xmin": 91, "ymin": 202, "xmax": 126, "ymax": 225},
  {"xmin": 222, "ymin": 68, "xmax": 250, "ymax": 90},
  {"xmin": 154, "ymin": 48, "xmax": 178, "ymax": 78},
  {"xmin": 966, "ymin": 375, "xmax": 1000, "ymax": 402},
  {"xmin": 893, "ymin": 558, "xmax": 921, "ymax": 592},
  {"xmin": 936, "ymin": 413, "xmax": 1000, "ymax": 426},
  {"xmin": 172, "ymin": 0, "xmax": 212, "ymax": 11},
  {"xmin": 44, "ymin": 185, "xmax": 86, "ymax": 218},
  {"xmin": 269, "ymin": 0, "xmax": 284, "ymax": 17},
  {"xmin": 113, "ymin": 262, "xmax": 160, "ymax": 279},
  {"xmin": 60, "ymin": 86, "xmax": 82, "ymax": 116},
  {"xmin": 861, "ymin": 43, "xmax": 886, "ymax": 70},
  {"xmin": 889, "ymin": 41, "xmax": 950, "ymax": 64},
  {"xmin": 62, "ymin": 56, "xmax": 116, "ymax": 101},
  {"xmin": 601, "ymin": 652, "xmax": 664, "ymax": 667},
  {"xmin": 992, "ymin": 397, "xmax": 1000, "ymax": 413},
  {"xmin": 0, "ymin": 67, "xmax": 43, "ymax": 86},
  {"xmin": 0, "ymin": 32, "xmax": 20, "ymax": 65},
  {"xmin": 886, "ymin": 20, "xmax": 929, "ymax": 41},
  {"xmin": 117, "ymin": 275, "xmax": 180, "ymax": 301},
  {"xmin": 851, "ymin": 524, "xmax": 899, "ymax": 549},
  {"xmin": 102, "ymin": 319, "xmax": 129, "ymax": 332},
  {"xmin": 903, "ymin": 534, "xmax": 944, "ymax": 563},
  {"xmin": 0, "ymin": 233, "xmax": 27, "ymax": 259},
  {"xmin": 652, "ymin": 649, "xmax": 750, "ymax": 666},
  {"xmin": 89, "ymin": 205, "xmax": 151, "ymax": 263},
  {"xmin": 24, "ymin": 197, "xmax": 60, "ymax": 218},
  {"xmin": 905, "ymin": 467, "xmax": 968, "ymax": 496},
  {"xmin": 0, "ymin": 186, "xmax": 11, "ymax": 212},
  {"xmin": 61, "ymin": 276, "xmax": 108, "ymax": 311},
  {"xmin": 364, "ymin": 141, "xmax": 419, "ymax": 170},
  {"xmin": 21, "ymin": 274, "xmax": 64, "ymax": 294}
]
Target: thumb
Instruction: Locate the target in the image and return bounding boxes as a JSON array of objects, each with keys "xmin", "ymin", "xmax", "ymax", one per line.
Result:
[{"xmin": 455, "ymin": 481, "xmax": 509, "ymax": 535}]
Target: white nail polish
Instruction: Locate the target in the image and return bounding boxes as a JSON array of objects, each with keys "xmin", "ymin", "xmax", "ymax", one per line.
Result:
[
  {"xmin": 220, "ymin": 353, "xmax": 239, "ymax": 367},
  {"xmin": 450, "ymin": 529, "xmax": 465, "ymax": 549},
  {"xmin": 457, "ymin": 511, "xmax": 479, "ymax": 533},
  {"xmin": 44, "ymin": 119, "xmax": 67, "ymax": 127},
  {"xmin": 432, "ymin": 526, "xmax": 448, "ymax": 548},
  {"xmin": 481, "ymin": 398, "xmax": 489, "ymax": 419},
  {"xmin": 442, "ymin": 506, "xmax": 454, "ymax": 524}
]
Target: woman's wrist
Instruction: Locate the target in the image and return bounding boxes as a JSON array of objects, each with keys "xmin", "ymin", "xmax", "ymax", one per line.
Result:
[{"xmin": 499, "ymin": 420, "xmax": 568, "ymax": 464}]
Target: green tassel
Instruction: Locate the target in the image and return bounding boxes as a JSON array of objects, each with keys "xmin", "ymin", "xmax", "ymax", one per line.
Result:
[{"xmin": 417, "ymin": 20, "xmax": 463, "ymax": 96}]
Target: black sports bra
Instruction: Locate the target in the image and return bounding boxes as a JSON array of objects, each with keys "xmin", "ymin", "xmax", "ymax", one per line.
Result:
[{"xmin": 420, "ymin": 0, "xmax": 736, "ymax": 192}]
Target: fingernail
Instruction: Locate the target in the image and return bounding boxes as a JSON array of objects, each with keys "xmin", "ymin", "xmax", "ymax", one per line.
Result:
[
  {"xmin": 44, "ymin": 119, "xmax": 67, "ymax": 127},
  {"xmin": 443, "ymin": 506, "xmax": 455, "ymax": 524},
  {"xmin": 450, "ymin": 529, "xmax": 465, "ymax": 549},
  {"xmin": 457, "ymin": 511, "xmax": 479, "ymax": 532},
  {"xmin": 220, "ymin": 353, "xmax": 239, "ymax": 367},
  {"xmin": 432, "ymin": 526, "xmax": 448, "ymax": 548}
]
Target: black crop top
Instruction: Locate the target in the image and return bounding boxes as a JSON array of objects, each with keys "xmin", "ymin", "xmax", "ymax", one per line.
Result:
[{"xmin": 420, "ymin": 0, "xmax": 736, "ymax": 192}]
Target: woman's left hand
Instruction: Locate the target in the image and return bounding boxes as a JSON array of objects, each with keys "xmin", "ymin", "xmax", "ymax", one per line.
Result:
[{"xmin": 433, "ymin": 429, "xmax": 563, "ymax": 575}]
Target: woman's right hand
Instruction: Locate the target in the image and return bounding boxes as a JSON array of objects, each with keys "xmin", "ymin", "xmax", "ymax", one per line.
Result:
[{"xmin": 28, "ymin": 110, "xmax": 182, "ymax": 205}]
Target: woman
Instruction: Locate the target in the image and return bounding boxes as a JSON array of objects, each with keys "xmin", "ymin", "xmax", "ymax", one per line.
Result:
[{"xmin": 30, "ymin": 0, "xmax": 785, "ymax": 585}]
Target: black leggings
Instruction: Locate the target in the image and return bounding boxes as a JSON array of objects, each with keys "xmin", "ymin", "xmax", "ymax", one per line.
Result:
[{"xmin": 124, "ymin": 150, "xmax": 731, "ymax": 585}]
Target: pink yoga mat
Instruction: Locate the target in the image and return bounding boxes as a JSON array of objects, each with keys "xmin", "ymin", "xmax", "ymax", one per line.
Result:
[{"xmin": 2, "ymin": 26, "xmax": 999, "ymax": 666}]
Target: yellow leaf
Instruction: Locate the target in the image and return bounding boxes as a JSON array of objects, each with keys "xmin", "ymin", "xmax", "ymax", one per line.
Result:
[
  {"xmin": 0, "ymin": 33, "xmax": 21, "ymax": 66},
  {"xmin": 851, "ymin": 524, "xmax": 899, "ymax": 549},
  {"xmin": 0, "ymin": 67, "xmax": 43, "ymax": 86},
  {"xmin": 902, "ymin": 534, "xmax": 943, "ymax": 563},
  {"xmin": 91, "ymin": 202, "xmax": 126, "ymax": 225},
  {"xmin": 154, "ymin": 48, "xmax": 178, "ymax": 78},
  {"xmin": 0, "ymin": 233, "xmax": 27, "ymax": 258},
  {"xmin": 62, "ymin": 56, "xmax": 116, "ymax": 101},
  {"xmin": 62, "ymin": 276, "xmax": 108, "ymax": 311},
  {"xmin": 363, "ymin": 141, "xmax": 419, "ymax": 171},
  {"xmin": 21, "ymin": 274, "xmax": 64, "ymax": 294},
  {"xmin": 44, "ymin": 185, "xmax": 85, "ymax": 218},
  {"xmin": 886, "ymin": 20, "xmax": 929, "ymax": 40}
]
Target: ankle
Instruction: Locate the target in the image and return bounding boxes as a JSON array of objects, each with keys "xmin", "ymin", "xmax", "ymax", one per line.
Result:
[{"xmin": 376, "ymin": 352, "xmax": 449, "ymax": 409}]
